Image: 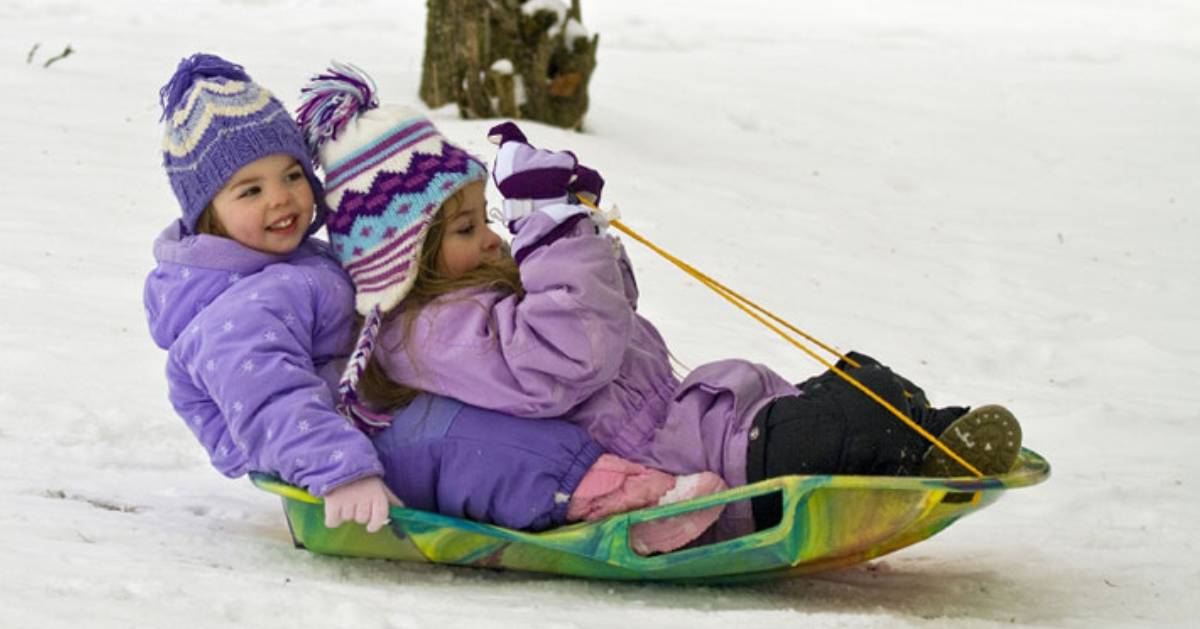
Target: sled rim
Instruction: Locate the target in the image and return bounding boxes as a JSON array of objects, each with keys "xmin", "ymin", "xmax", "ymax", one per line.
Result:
[{"xmin": 251, "ymin": 446, "xmax": 1050, "ymax": 516}]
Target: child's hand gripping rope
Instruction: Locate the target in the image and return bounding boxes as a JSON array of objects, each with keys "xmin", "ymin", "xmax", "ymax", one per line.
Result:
[
  {"xmin": 488, "ymin": 122, "xmax": 585, "ymax": 227},
  {"xmin": 488, "ymin": 121, "xmax": 618, "ymax": 233},
  {"xmin": 567, "ymin": 161, "xmax": 604, "ymax": 206}
]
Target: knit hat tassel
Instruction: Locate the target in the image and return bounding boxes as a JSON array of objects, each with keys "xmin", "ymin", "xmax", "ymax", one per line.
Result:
[
  {"xmin": 159, "ymin": 53, "xmax": 252, "ymax": 121},
  {"xmin": 296, "ymin": 61, "xmax": 378, "ymax": 166},
  {"xmin": 336, "ymin": 305, "xmax": 394, "ymax": 434}
]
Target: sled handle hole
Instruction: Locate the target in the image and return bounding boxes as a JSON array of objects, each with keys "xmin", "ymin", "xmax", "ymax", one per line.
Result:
[
  {"xmin": 940, "ymin": 490, "xmax": 981, "ymax": 504},
  {"xmin": 622, "ymin": 484, "xmax": 796, "ymax": 561}
]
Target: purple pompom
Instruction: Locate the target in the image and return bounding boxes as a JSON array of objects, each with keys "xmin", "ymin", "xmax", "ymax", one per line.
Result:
[
  {"xmin": 159, "ymin": 53, "xmax": 251, "ymax": 122},
  {"xmin": 296, "ymin": 61, "xmax": 379, "ymax": 167}
]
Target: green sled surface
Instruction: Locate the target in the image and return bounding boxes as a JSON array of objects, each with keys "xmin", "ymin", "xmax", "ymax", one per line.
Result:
[{"xmin": 250, "ymin": 447, "xmax": 1049, "ymax": 583}]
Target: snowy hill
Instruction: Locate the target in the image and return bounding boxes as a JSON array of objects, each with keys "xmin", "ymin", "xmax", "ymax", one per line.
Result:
[{"xmin": 1, "ymin": 0, "xmax": 1196, "ymax": 627}]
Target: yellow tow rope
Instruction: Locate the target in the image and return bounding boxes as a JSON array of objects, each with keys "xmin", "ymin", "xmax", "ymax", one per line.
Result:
[{"xmin": 576, "ymin": 194, "xmax": 985, "ymax": 479}]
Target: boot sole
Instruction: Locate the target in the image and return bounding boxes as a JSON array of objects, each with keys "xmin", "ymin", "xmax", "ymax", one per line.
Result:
[{"xmin": 919, "ymin": 404, "xmax": 1022, "ymax": 477}]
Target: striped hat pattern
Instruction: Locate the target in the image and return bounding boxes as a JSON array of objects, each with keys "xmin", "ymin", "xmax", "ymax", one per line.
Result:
[
  {"xmin": 159, "ymin": 53, "xmax": 327, "ymax": 233},
  {"xmin": 298, "ymin": 65, "xmax": 486, "ymax": 317},
  {"xmin": 297, "ymin": 63, "xmax": 486, "ymax": 433}
]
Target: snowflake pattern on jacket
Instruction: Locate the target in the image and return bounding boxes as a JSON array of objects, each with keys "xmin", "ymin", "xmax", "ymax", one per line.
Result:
[{"xmin": 144, "ymin": 221, "xmax": 382, "ymax": 496}]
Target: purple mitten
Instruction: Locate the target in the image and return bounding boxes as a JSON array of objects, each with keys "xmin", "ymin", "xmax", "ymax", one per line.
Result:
[
  {"xmin": 568, "ymin": 163, "xmax": 605, "ymax": 206},
  {"xmin": 488, "ymin": 122, "xmax": 581, "ymax": 225},
  {"xmin": 561, "ymin": 154, "xmax": 613, "ymax": 232}
]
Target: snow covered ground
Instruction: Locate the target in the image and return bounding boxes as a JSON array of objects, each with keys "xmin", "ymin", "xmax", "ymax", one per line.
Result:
[{"xmin": 1, "ymin": 0, "xmax": 1197, "ymax": 626}]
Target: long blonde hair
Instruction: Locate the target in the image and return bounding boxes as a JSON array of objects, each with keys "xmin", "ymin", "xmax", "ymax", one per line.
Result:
[{"xmin": 356, "ymin": 187, "xmax": 523, "ymax": 412}]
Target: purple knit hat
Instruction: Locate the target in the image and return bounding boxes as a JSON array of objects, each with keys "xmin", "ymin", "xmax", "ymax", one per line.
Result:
[{"xmin": 159, "ymin": 53, "xmax": 329, "ymax": 234}]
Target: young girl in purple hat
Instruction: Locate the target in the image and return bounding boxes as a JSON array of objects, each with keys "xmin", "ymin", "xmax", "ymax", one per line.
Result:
[
  {"xmin": 145, "ymin": 54, "xmax": 729, "ymax": 555},
  {"xmin": 309, "ymin": 63, "xmax": 1025, "ymax": 542}
]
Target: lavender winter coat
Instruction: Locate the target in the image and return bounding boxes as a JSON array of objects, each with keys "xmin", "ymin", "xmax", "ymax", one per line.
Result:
[
  {"xmin": 376, "ymin": 213, "xmax": 799, "ymax": 538},
  {"xmin": 144, "ymin": 221, "xmax": 382, "ymax": 497}
]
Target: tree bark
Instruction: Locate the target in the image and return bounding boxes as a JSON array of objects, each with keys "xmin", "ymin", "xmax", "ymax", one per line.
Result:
[{"xmin": 420, "ymin": 0, "xmax": 598, "ymax": 130}]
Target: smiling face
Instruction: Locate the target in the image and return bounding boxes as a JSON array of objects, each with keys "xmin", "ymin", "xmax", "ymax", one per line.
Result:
[
  {"xmin": 208, "ymin": 154, "xmax": 315, "ymax": 255},
  {"xmin": 434, "ymin": 181, "xmax": 502, "ymax": 278}
]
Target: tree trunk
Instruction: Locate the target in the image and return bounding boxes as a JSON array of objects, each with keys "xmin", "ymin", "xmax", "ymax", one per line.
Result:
[{"xmin": 420, "ymin": 0, "xmax": 598, "ymax": 130}]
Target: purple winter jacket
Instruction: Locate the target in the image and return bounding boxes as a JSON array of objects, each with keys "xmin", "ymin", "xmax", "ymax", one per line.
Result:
[
  {"xmin": 376, "ymin": 213, "xmax": 799, "ymax": 538},
  {"xmin": 144, "ymin": 221, "xmax": 383, "ymax": 497}
]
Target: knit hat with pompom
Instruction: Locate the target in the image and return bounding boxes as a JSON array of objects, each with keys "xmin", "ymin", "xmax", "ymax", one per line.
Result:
[
  {"xmin": 159, "ymin": 53, "xmax": 328, "ymax": 234},
  {"xmin": 296, "ymin": 61, "xmax": 486, "ymax": 432}
]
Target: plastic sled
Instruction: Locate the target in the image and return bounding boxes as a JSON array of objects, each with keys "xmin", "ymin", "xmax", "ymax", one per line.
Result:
[{"xmin": 250, "ymin": 447, "xmax": 1049, "ymax": 583}]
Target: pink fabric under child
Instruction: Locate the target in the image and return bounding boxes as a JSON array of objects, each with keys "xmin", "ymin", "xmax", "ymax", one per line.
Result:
[{"xmin": 565, "ymin": 454, "xmax": 728, "ymax": 556}]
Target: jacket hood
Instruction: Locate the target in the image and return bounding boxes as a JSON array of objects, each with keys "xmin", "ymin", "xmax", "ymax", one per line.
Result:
[{"xmin": 143, "ymin": 220, "xmax": 327, "ymax": 348}]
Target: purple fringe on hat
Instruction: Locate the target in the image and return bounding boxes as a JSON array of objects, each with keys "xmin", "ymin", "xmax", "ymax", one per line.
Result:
[{"xmin": 297, "ymin": 61, "xmax": 379, "ymax": 166}]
